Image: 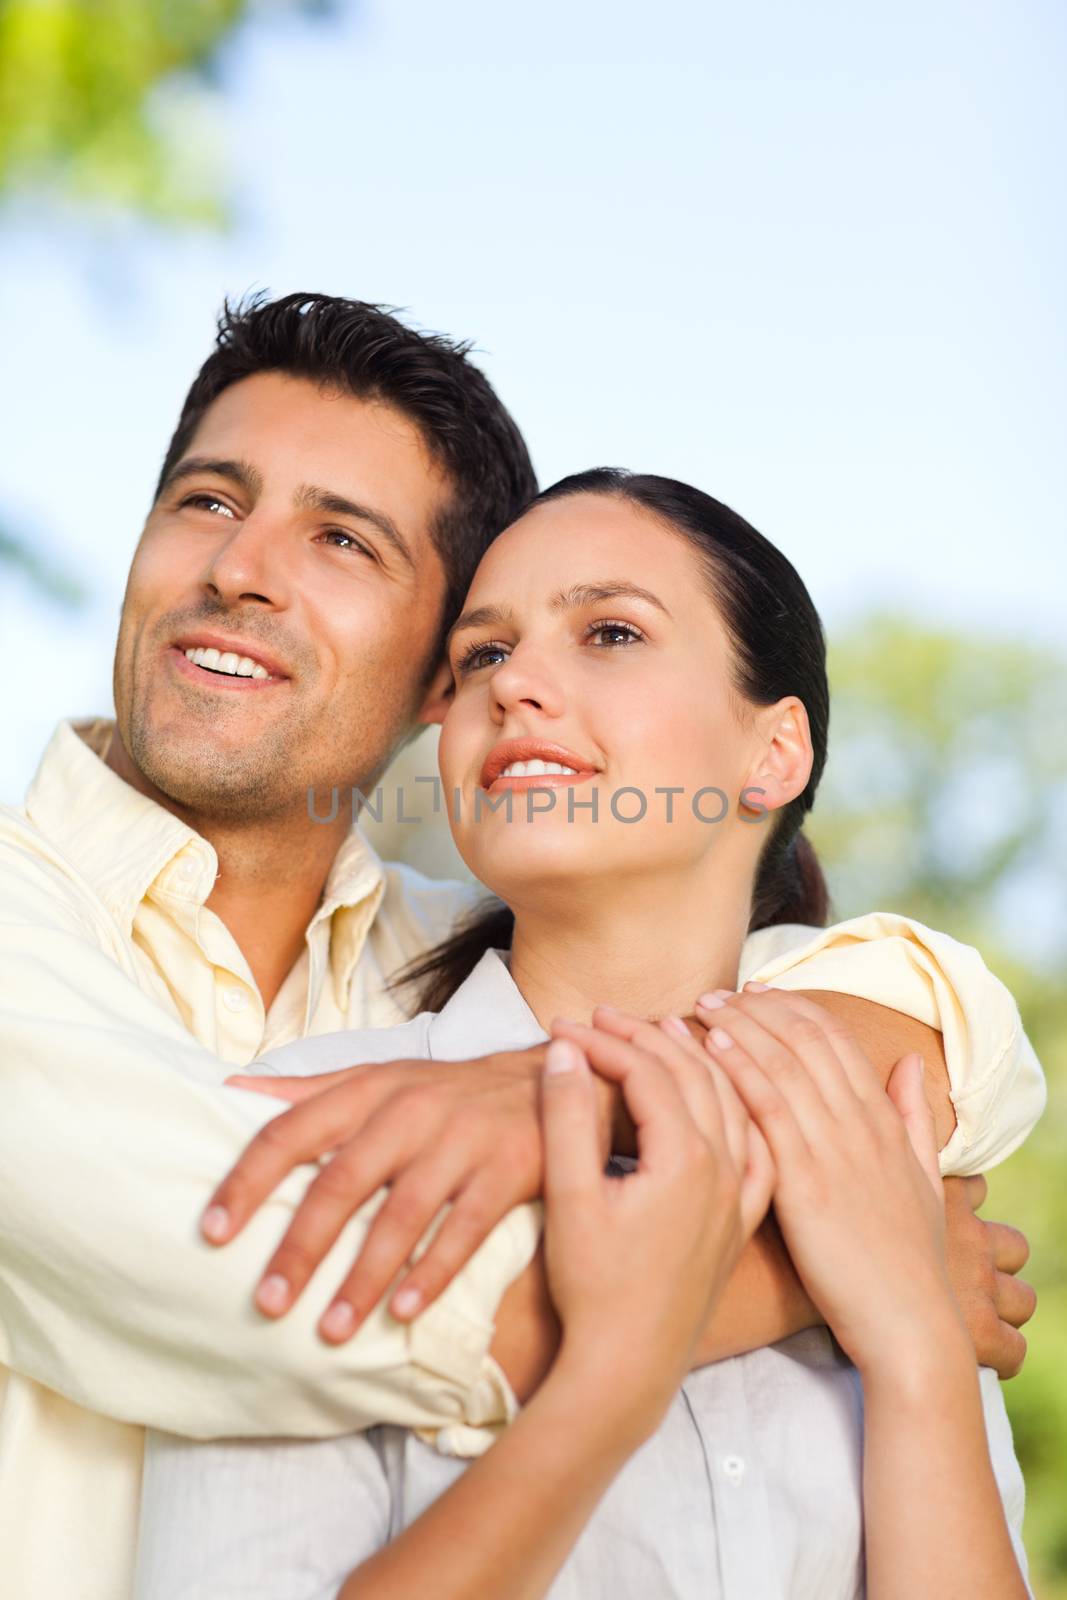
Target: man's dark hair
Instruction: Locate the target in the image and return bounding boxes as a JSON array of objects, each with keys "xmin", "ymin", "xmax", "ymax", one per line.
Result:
[{"xmin": 156, "ymin": 292, "xmax": 538, "ymax": 652}]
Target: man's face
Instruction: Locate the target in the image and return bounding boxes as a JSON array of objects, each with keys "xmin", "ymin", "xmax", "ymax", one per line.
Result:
[{"xmin": 112, "ymin": 371, "xmax": 450, "ymax": 821}]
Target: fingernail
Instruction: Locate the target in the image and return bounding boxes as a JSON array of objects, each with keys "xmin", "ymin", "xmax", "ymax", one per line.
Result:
[
  {"xmin": 661, "ymin": 1015, "xmax": 690, "ymax": 1039},
  {"xmin": 546, "ymin": 1039, "xmax": 582, "ymax": 1075},
  {"xmin": 744, "ymin": 981, "xmax": 771, "ymax": 992},
  {"xmin": 201, "ymin": 1204, "xmax": 230, "ymax": 1243},
  {"xmin": 710, "ymin": 1027, "xmax": 734, "ymax": 1050},
  {"xmin": 320, "ymin": 1301, "xmax": 356, "ymax": 1340},
  {"xmin": 256, "ymin": 1273, "xmax": 290, "ymax": 1315},
  {"xmin": 697, "ymin": 992, "xmax": 726, "ymax": 1010},
  {"xmin": 392, "ymin": 1286, "xmax": 423, "ymax": 1319}
]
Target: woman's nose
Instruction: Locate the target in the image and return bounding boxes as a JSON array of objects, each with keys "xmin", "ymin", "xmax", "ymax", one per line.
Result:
[{"xmin": 490, "ymin": 643, "xmax": 565, "ymax": 720}]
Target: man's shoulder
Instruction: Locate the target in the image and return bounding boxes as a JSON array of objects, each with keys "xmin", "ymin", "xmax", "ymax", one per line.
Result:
[{"xmin": 0, "ymin": 800, "xmax": 112, "ymax": 940}]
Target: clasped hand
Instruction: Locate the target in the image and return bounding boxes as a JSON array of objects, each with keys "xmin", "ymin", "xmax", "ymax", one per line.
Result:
[{"xmin": 201, "ymin": 990, "xmax": 1034, "ymax": 1378}]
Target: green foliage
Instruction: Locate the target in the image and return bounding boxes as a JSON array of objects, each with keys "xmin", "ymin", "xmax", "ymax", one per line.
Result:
[{"xmin": 812, "ymin": 615, "xmax": 1067, "ymax": 1595}]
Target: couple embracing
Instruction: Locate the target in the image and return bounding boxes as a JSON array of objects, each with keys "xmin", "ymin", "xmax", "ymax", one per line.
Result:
[{"xmin": 0, "ymin": 293, "xmax": 1043, "ymax": 1597}]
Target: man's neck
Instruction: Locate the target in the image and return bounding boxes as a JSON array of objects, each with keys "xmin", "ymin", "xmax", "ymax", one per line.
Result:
[
  {"xmin": 506, "ymin": 864, "xmax": 751, "ymax": 1033},
  {"xmin": 105, "ymin": 728, "xmax": 350, "ymax": 1011}
]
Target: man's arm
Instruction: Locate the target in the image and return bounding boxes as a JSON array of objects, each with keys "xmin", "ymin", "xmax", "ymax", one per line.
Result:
[{"xmin": 0, "ymin": 840, "xmax": 533, "ymax": 1443}]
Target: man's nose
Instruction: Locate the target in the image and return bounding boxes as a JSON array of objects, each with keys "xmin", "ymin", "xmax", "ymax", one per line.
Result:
[{"xmin": 201, "ymin": 509, "xmax": 289, "ymax": 608}]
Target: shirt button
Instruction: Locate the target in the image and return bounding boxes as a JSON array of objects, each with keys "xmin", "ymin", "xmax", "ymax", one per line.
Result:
[
  {"xmin": 722, "ymin": 1454, "xmax": 746, "ymax": 1484},
  {"xmin": 222, "ymin": 986, "xmax": 250, "ymax": 1013}
]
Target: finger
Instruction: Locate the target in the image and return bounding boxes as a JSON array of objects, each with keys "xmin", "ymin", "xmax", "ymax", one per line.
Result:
[
  {"xmin": 701, "ymin": 1005, "xmax": 832, "ymax": 1148},
  {"xmin": 712, "ymin": 1047, "xmax": 813, "ymax": 1172},
  {"xmin": 741, "ymin": 1121, "xmax": 776, "ymax": 1238},
  {"xmin": 725, "ymin": 986, "xmax": 885, "ymax": 1104},
  {"xmin": 390, "ymin": 1170, "xmax": 512, "ymax": 1321},
  {"xmin": 698, "ymin": 989, "xmax": 864, "ymax": 1117},
  {"xmin": 885, "ymin": 1054, "xmax": 941, "ymax": 1195},
  {"xmin": 312, "ymin": 1140, "xmax": 479, "ymax": 1339},
  {"xmin": 540, "ymin": 1038, "xmax": 603, "ymax": 1204},
  {"xmin": 986, "ymin": 1220, "xmax": 1031, "ymax": 1276},
  {"xmin": 706, "ymin": 1058, "xmax": 774, "ymax": 1233},
  {"xmin": 202, "ymin": 1081, "xmax": 378, "ymax": 1244},
  {"xmin": 989, "ymin": 1323, "xmax": 1028, "ymax": 1381},
  {"xmin": 594, "ymin": 1009, "xmax": 723, "ymax": 1132},
  {"xmin": 943, "ymin": 1173, "xmax": 988, "ymax": 1217},
  {"xmin": 994, "ymin": 1270, "xmax": 1038, "ymax": 1331},
  {"xmin": 550, "ymin": 1020, "xmax": 717, "ymax": 1159},
  {"xmin": 702, "ymin": 1054, "xmax": 752, "ymax": 1175},
  {"xmin": 251, "ymin": 1110, "xmax": 429, "ymax": 1316}
]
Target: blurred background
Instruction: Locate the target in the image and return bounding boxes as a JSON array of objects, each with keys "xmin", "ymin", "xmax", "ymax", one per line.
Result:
[{"xmin": 1, "ymin": 0, "xmax": 1064, "ymax": 1587}]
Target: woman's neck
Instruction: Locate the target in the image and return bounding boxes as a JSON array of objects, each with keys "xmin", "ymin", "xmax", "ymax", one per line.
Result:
[{"xmin": 506, "ymin": 866, "xmax": 751, "ymax": 1031}]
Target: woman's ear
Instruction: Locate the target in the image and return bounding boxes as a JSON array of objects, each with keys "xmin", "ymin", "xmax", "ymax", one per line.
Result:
[
  {"xmin": 416, "ymin": 659, "xmax": 456, "ymax": 726},
  {"xmin": 745, "ymin": 697, "xmax": 814, "ymax": 815}
]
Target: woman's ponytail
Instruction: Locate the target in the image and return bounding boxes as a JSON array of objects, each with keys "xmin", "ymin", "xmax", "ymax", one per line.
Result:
[{"xmin": 748, "ymin": 829, "xmax": 829, "ymax": 933}]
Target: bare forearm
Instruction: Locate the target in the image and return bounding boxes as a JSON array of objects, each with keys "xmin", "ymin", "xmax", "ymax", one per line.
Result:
[
  {"xmin": 338, "ymin": 1355, "xmax": 642, "ymax": 1600},
  {"xmin": 691, "ymin": 1212, "xmax": 819, "ymax": 1364},
  {"xmin": 862, "ymin": 1321, "xmax": 1027, "ymax": 1600}
]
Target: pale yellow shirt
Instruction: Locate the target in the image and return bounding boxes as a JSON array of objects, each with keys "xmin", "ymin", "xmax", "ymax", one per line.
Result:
[{"xmin": 0, "ymin": 718, "xmax": 1046, "ymax": 1598}]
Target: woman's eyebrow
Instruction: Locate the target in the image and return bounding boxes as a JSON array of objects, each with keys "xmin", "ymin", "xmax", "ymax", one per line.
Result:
[
  {"xmin": 447, "ymin": 603, "xmax": 516, "ymax": 650},
  {"xmin": 550, "ymin": 581, "xmax": 671, "ymax": 617}
]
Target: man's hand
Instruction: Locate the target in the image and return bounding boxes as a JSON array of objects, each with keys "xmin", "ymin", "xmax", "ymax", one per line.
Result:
[
  {"xmin": 203, "ymin": 1048, "xmax": 567, "ymax": 1341},
  {"xmin": 943, "ymin": 1174, "xmax": 1036, "ymax": 1378}
]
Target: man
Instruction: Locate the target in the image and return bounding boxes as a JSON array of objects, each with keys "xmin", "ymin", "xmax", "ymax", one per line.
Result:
[{"xmin": 0, "ymin": 293, "xmax": 1042, "ymax": 1596}]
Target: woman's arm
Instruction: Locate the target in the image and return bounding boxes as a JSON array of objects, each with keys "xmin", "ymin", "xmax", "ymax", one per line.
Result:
[
  {"xmin": 702, "ymin": 989, "xmax": 1029, "ymax": 1599},
  {"xmin": 340, "ymin": 1025, "xmax": 773, "ymax": 1600}
]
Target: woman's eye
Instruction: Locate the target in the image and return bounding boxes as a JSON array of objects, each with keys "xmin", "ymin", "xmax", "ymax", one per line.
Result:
[
  {"xmin": 588, "ymin": 620, "xmax": 643, "ymax": 647},
  {"xmin": 182, "ymin": 493, "xmax": 235, "ymax": 519},
  {"xmin": 456, "ymin": 640, "xmax": 510, "ymax": 675}
]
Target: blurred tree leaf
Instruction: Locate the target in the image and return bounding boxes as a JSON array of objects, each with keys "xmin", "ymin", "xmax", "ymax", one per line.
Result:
[
  {"xmin": 0, "ymin": 0, "xmax": 326, "ymax": 223},
  {"xmin": 0, "ymin": 0, "xmax": 332, "ymax": 596}
]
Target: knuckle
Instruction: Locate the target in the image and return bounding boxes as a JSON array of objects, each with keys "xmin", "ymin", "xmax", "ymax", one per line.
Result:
[
  {"xmin": 785, "ymin": 1015, "xmax": 825, "ymax": 1049},
  {"xmin": 312, "ymin": 1154, "xmax": 369, "ymax": 1204},
  {"xmin": 380, "ymin": 1186, "xmax": 432, "ymax": 1236}
]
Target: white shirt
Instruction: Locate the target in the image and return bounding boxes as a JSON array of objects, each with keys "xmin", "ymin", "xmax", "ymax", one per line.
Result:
[{"xmin": 135, "ymin": 951, "xmax": 1034, "ymax": 1600}]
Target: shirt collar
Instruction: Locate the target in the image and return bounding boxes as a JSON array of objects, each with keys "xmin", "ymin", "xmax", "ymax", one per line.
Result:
[
  {"xmin": 427, "ymin": 948, "xmax": 547, "ymax": 1058},
  {"xmin": 24, "ymin": 719, "xmax": 387, "ymax": 992},
  {"xmin": 24, "ymin": 718, "xmax": 215, "ymax": 935}
]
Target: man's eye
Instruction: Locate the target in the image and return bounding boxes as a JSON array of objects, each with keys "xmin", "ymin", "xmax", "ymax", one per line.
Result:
[
  {"xmin": 456, "ymin": 640, "xmax": 510, "ymax": 674},
  {"xmin": 182, "ymin": 494, "xmax": 235, "ymax": 519},
  {"xmin": 319, "ymin": 529, "xmax": 375, "ymax": 559}
]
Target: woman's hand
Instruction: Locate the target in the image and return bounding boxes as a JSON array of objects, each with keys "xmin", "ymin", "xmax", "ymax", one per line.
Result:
[
  {"xmin": 538, "ymin": 1014, "xmax": 774, "ymax": 1439},
  {"xmin": 697, "ymin": 985, "xmax": 963, "ymax": 1381}
]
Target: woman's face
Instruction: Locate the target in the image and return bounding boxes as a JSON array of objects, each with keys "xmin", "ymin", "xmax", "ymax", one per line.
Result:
[{"xmin": 439, "ymin": 492, "xmax": 803, "ymax": 905}]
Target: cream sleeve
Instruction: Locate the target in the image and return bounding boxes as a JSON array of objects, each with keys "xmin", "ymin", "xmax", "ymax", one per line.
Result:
[
  {"xmin": 739, "ymin": 911, "xmax": 1046, "ymax": 1175},
  {"xmin": 0, "ymin": 824, "xmax": 533, "ymax": 1447}
]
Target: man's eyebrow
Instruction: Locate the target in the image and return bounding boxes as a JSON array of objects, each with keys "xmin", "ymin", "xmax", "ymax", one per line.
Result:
[
  {"xmin": 295, "ymin": 484, "xmax": 414, "ymax": 568},
  {"xmin": 549, "ymin": 581, "xmax": 671, "ymax": 617},
  {"xmin": 161, "ymin": 457, "xmax": 264, "ymax": 499},
  {"xmin": 446, "ymin": 603, "xmax": 516, "ymax": 651}
]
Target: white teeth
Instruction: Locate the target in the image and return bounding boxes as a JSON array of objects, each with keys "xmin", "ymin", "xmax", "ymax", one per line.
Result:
[
  {"xmin": 183, "ymin": 645, "xmax": 273, "ymax": 680},
  {"xmin": 498, "ymin": 758, "xmax": 579, "ymax": 779}
]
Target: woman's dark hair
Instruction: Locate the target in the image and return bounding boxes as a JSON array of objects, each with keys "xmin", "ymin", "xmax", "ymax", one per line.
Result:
[
  {"xmin": 396, "ymin": 468, "xmax": 831, "ymax": 1014},
  {"xmin": 155, "ymin": 292, "xmax": 538, "ymax": 655}
]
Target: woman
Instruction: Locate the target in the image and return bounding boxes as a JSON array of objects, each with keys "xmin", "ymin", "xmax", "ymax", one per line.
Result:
[{"xmin": 136, "ymin": 471, "xmax": 1033, "ymax": 1598}]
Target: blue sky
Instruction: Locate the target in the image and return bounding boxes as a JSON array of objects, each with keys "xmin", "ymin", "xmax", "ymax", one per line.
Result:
[{"xmin": 1, "ymin": 0, "xmax": 1063, "ymax": 798}]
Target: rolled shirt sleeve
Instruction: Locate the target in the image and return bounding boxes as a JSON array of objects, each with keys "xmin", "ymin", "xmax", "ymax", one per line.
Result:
[
  {"xmin": 739, "ymin": 911, "xmax": 1047, "ymax": 1175},
  {"xmin": 0, "ymin": 837, "xmax": 533, "ymax": 1446}
]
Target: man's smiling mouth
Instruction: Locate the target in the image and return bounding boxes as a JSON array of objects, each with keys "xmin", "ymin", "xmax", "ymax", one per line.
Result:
[{"xmin": 182, "ymin": 646, "xmax": 271, "ymax": 680}]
